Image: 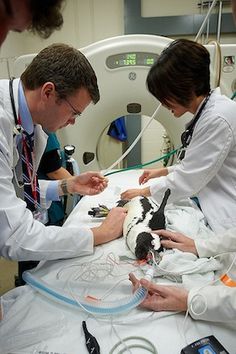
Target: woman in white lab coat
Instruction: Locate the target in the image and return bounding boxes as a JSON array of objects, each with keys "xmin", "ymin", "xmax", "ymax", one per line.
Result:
[
  {"xmin": 130, "ymin": 227, "xmax": 236, "ymax": 322},
  {"xmin": 121, "ymin": 39, "xmax": 236, "ymax": 234},
  {"xmin": 124, "ymin": 38, "xmax": 236, "ymax": 322}
]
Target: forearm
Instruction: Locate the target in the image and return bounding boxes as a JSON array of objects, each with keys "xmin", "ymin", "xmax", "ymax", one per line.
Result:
[
  {"xmin": 153, "ymin": 167, "xmax": 169, "ymax": 178},
  {"xmin": 47, "ymin": 167, "xmax": 72, "ymax": 180},
  {"xmin": 91, "ymin": 226, "xmax": 112, "ymax": 246},
  {"xmin": 140, "ymin": 187, "xmax": 151, "ymax": 197}
]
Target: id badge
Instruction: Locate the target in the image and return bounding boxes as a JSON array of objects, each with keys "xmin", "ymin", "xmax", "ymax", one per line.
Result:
[{"xmin": 33, "ymin": 208, "xmax": 48, "ymax": 224}]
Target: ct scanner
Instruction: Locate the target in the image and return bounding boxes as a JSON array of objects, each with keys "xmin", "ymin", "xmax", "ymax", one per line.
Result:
[
  {"xmin": 13, "ymin": 34, "xmax": 236, "ymax": 172},
  {"xmin": 5, "ymin": 35, "xmax": 236, "ymax": 353}
]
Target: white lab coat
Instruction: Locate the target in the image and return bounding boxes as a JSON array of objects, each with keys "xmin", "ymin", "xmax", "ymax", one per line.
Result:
[
  {"xmin": 0, "ymin": 79, "xmax": 93, "ymax": 261},
  {"xmin": 188, "ymin": 227, "xmax": 236, "ymax": 322},
  {"xmin": 150, "ymin": 88, "xmax": 236, "ymax": 233}
]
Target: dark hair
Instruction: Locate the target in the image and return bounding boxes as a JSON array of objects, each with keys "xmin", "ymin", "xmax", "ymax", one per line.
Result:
[
  {"xmin": 28, "ymin": 0, "xmax": 65, "ymax": 38},
  {"xmin": 21, "ymin": 43, "xmax": 100, "ymax": 104},
  {"xmin": 146, "ymin": 39, "xmax": 210, "ymax": 107}
]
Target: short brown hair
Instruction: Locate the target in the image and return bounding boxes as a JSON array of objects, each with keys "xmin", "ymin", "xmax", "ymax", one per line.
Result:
[
  {"xmin": 146, "ymin": 39, "xmax": 210, "ymax": 107},
  {"xmin": 21, "ymin": 43, "xmax": 100, "ymax": 104}
]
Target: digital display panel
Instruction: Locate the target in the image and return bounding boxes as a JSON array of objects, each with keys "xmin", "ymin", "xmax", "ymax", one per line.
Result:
[{"xmin": 106, "ymin": 52, "xmax": 159, "ymax": 69}]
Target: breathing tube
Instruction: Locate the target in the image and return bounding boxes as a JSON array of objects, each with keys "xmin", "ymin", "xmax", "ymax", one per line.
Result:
[{"xmin": 22, "ymin": 268, "xmax": 154, "ymax": 316}]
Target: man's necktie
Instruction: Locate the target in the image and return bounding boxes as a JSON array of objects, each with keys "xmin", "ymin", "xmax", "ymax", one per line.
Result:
[
  {"xmin": 16, "ymin": 119, "xmax": 41, "ymax": 288},
  {"xmin": 21, "ymin": 129, "xmax": 40, "ymax": 212}
]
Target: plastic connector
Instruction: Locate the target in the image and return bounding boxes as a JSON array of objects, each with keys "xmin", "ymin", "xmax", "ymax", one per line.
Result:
[{"xmin": 144, "ymin": 268, "xmax": 154, "ymax": 281}]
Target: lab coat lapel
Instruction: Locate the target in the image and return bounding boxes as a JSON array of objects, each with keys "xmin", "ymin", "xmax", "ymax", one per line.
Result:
[{"xmin": 34, "ymin": 125, "xmax": 48, "ymax": 169}]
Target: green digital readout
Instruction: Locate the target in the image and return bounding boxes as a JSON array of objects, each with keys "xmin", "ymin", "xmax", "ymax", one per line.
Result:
[
  {"xmin": 106, "ymin": 52, "xmax": 158, "ymax": 69},
  {"xmin": 121, "ymin": 53, "xmax": 136, "ymax": 66}
]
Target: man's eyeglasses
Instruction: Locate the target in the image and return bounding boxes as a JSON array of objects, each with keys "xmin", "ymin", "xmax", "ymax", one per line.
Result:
[{"xmin": 64, "ymin": 97, "xmax": 81, "ymax": 119}]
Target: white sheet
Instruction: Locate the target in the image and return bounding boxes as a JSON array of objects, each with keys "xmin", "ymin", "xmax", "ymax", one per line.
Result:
[{"xmin": 0, "ymin": 170, "xmax": 235, "ymax": 354}]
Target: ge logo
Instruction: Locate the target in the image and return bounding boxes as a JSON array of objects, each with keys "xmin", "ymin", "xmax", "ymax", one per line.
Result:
[{"xmin": 129, "ymin": 72, "xmax": 136, "ymax": 80}]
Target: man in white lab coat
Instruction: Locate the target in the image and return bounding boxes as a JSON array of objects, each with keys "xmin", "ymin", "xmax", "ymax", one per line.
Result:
[{"xmin": 0, "ymin": 43, "xmax": 127, "ymax": 262}]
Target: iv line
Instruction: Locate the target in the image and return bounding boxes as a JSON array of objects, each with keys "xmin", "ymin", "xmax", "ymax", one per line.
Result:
[
  {"xmin": 103, "ymin": 147, "xmax": 179, "ymax": 177},
  {"xmin": 104, "ymin": 103, "xmax": 162, "ymax": 173}
]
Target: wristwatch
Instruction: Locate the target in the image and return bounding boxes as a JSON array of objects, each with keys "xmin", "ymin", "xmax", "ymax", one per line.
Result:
[{"xmin": 61, "ymin": 179, "xmax": 69, "ymax": 195}]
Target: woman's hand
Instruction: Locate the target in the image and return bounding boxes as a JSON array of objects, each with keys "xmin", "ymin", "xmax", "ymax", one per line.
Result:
[
  {"xmin": 129, "ymin": 273, "xmax": 188, "ymax": 312},
  {"xmin": 139, "ymin": 168, "xmax": 168, "ymax": 185},
  {"xmin": 120, "ymin": 187, "xmax": 150, "ymax": 200},
  {"xmin": 155, "ymin": 229, "xmax": 198, "ymax": 255},
  {"xmin": 66, "ymin": 172, "xmax": 108, "ymax": 195}
]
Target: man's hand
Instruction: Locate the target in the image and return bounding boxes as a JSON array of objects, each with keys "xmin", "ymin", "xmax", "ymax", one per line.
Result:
[
  {"xmin": 92, "ymin": 207, "xmax": 127, "ymax": 245},
  {"xmin": 155, "ymin": 229, "xmax": 198, "ymax": 255},
  {"xmin": 129, "ymin": 273, "xmax": 188, "ymax": 312},
  {"xmin": 67, "ymin": 172, "xmax": 108, "ymax": 195}
]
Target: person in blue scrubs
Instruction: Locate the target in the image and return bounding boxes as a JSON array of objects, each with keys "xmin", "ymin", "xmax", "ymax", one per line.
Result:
[{"xmin": 38, "ymin": 133, "xmax": 72, "ymax": 226}]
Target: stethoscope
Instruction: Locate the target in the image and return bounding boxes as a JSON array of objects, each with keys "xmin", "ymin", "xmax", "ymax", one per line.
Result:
[
  {"xmin": 177, "ymin": 91, "xmax": 212, "ymax": 161},
  {"xmin": 10, "ymin": 78, "xmax": 37, "ymax": 188},
  {"xmin": 9, "ymin": 78, "xmax": 25, "ymax": 136}
]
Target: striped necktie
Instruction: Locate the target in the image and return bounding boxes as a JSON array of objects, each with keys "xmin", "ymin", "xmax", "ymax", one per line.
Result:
[{"xmin": 21, "ymin": 130, "xmax": 40, "ymax": 212}]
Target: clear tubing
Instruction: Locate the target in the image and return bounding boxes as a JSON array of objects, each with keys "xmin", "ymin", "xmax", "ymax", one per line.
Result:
[
  {"xmin": 22, "ymin": 271, "xmax": 148, "ymax": 316},
  {"xmin": 104, "ymin": 103, "xmax": 162, "ymax": 172}
]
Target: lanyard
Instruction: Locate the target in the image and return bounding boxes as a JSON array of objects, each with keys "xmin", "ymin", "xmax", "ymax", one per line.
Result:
[
  {"xmin": 177, "ymin": 91, "xmax": 212, "ymax": 161},
  {"xmin": 18, "ymin": 115, "xmax": 39, "ymax": 209}
]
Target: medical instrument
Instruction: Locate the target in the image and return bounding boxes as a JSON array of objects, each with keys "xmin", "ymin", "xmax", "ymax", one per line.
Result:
[
  {"xmin": 10, "ymin": 77, "xmax": 38, "ymax": 191},
  {"xmin": 220, "ymin": 252, "xmax": 236, "ymax": 287},
  {"xmin": 178, "ymin": 91, "xmax": 212, "ymax": 161},
  {"xmin": 22, "ymin": 268, "xmax": 154, "ymax": 316},
  {"xmin": 181, "ymin": 335, "xmax": 229, "ymax": 354},
  {"xmin": 64, "ymin": 145, "xmax": 77, "ymax": 174},
  {"xmin": 82, "ymin": 321, "xmax": 100, "ymax": 354},
  {"xmin": 63, "ymin": 144, "xmax": 81, "ymax": 210},
  {"xmin": 220, "ymin": 273, "xmax": 236, "ymax": 287},
  {"xmin": 9, "ymin": 77, "xmax": 24, "ymax": 136},
  {"xmin": 13, "ymin": 35, "xmax": 236, "ymax": 173}
]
